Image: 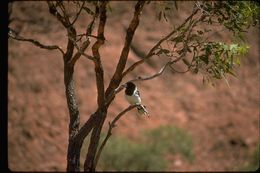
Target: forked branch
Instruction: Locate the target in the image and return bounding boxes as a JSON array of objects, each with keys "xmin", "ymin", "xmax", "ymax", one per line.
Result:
[
  {"xmin": 122, "ymin": 7, "xmax": 199, "ymax": 78},
  {"xmin": 94, "ymin": 105, "xmax": 138, "ymax": 168},
  {"xmin": 68, "ymin": 1, "xmax": 86, "ymax": 28}
]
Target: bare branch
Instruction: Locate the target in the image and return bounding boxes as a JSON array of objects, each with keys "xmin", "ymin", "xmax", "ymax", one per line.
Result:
[
  {"xmin": 8, "ymin": 28, "xmax": 64, "ymax": 55},
  {"xmin": 106, "ymin": 59, "xmax": 174, "ymax": 105},
  {"xmin": 69, "ymin": 5, "xmax": 100, "ymax": 65},
  {"xmin": 68, "ymin": 1, "xmax": 86, "ymax": 27},
  {"xmin": 91, "ymin": 1, "xmax": 108, "ymax": 108},
  {"xmin": 47, "ymin": 1, "xmax": 70, "ymax": 28},
  {"xmin": 67, "ymin": 37, "xmax": 95, "ymax": 65},
  {"xmin": 74, "ymin": 112, "xmax": 98, "ymax": 142},
  {"xmin": 84, "ymin": 2, "xmax": 108, "ymax": 171},
  {"xmin": 105, "ymin": 1, "xmax": 146, "ymax": 97},
  {"xmin": 131, "ymin": 61, "xmax": 172, "ymax": 82},
  {"xmin": 169, "ymin": 65, "xmax": 190, "ymax": 73},
  {"xmin": 94, "ymin": 105, "xmax": 138, "ymax": 168},
  {"xmin": 122, "ymin": 7, "xmax": 199, "ymax": 78},
  {"xmin": 106, "ymin": 50, "xmax": 192, "ymax": 105}
]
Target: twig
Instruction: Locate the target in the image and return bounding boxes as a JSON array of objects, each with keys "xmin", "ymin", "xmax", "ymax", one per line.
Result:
[
  {"xmin": 8, "ymin": 28, "xmax": 64, "ymax": 55},
  {"xmin": 106, "ymin": 9, "xmax": 201, "ymax": 103},
  {"xmin": 169, "ymin": 65, "xmax": 190, "ymax": 73},
  {"xmin": 131, "ymin": 60, "xmax": 172, "ymax": 82},
  {"xmin": 69, "ymin": 4, "xmax": 100, "ymax": 64},
  {"xmin": 67, "ymin": 36, "xmax": 95, "ymax": 63},
  {"xmin": 76, "ymin": 34, "xmax": 99, "ymax": 42},
  {"xmin": 122, "ymin": 7, "xmax": 199, "ymax": 78},
  {"xmin": 68, "ymin": 1, "xmax": 86, "ymax": 27},
  {"xmin": 94, "ymin": 105, "xmax": 138, "ymax": 168},
  {"xmin": 47, "ymin": 1, "xmax": 69, "ymax": 28},
  {"xmin": 91, "ymin": 1, "xmax": 108, "ymax": 107}
]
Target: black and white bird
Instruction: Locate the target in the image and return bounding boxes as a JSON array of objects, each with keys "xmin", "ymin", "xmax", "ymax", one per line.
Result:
[{"xmin": 124, "ymin": 82, "xmax": 149, "ymax": 116}]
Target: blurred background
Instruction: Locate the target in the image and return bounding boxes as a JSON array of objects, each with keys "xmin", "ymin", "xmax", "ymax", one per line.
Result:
[{"xmin": 8, "ymin": 1, "xmax": 259, "ymax": 171}]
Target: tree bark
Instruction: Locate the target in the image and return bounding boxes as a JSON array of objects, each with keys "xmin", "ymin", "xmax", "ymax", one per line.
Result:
[
  {"xmin": 83, "ymin": 1, "xmax": 108, "ymax": 172},
  {"xmin": 105, "ymin": 0, "xmax": 145, "ymax": 100},
  {"xmin": 64, "ymin": 64, "xmax": 81, "ymax": 172},
  {"xmin": 63, "ymin": 26, "xmax": 82, "ymax": 171}
]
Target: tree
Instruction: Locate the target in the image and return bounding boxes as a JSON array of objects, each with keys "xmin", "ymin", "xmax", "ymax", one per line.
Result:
[{"xmin": 8, "ymin": 1, "xmax": 259, "ymax": 172}]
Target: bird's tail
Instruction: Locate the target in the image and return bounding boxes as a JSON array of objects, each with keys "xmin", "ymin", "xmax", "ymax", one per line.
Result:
[{"xmin": 137, "ymin": 104, "xmax": 149, "ymax": 116}]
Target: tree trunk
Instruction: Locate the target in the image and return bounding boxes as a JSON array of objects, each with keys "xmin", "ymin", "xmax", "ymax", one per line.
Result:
[
  {"xmin": 66, "ymin": 139, "xmax": 82, "ymax": 172},
  {"xmin": 64, "ymin": 64, "xmax": 81, "ymax": 172},
  {"xmin": 84, "ymin": 109, "xmax": 107, "ymax": 172}
]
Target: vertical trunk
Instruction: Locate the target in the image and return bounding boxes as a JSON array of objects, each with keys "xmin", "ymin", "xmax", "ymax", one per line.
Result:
[
  {"xmin": 64, "ymin": 65, "xmax": 81, "ymax": 172},
  {"xmin": 66, "ymin": 139, "xmax": 82, "ymax": 172}
]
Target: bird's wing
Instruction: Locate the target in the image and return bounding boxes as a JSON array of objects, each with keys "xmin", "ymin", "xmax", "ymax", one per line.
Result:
[{"xmin": 135, "ymin": 90, "xmax": 140, "ymax": 97}]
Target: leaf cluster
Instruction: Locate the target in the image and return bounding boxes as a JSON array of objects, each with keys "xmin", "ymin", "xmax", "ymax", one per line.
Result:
[
  {"xmin": 152, "ymin": 1, "xmax": 258, "ymax": 84},
  {"xmin": 190, "ymin": 42, "xmax": 249, "ymax": 84},
  {"xmin": 201, "ymin": 1, "xmax": 260, "ymax": 34}
]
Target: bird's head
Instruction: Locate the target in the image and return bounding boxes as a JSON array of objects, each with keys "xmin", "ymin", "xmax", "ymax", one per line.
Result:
[{"xmin": 124, "ymin": 81, "xmax": 136, "ymax": 95}]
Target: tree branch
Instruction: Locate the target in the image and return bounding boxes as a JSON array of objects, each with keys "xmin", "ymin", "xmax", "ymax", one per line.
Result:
[
  {"xmin": 105, "ymin": 0, "xmax": 146, "ymax": 98},
  {"xmin": 8, "ymin": 28, "xmax": 65, "ymax": 55},
  {"xmin": 93, "ymin": 105, "xmax": 138, "ymax": 168},
  {"xmin": 122, "ymin": 7, "xmax": 199, "ymax": 78},
  {"xmin": 131, "ymin": 61, "xmax": 172, "ymax": 82},
  {"xmin": 47, "ymin": 1, "xmax": 70, "ymax": 28},
  {"xmin": 106, "ymin": 56, "xmax": 189, "ymax": 105},
  {"xmin": 84, "ymin": 2, "xmax": 108, "ymax": 171},
  {"xmin": 91, "ymin": 1, "xmax": 108, "ymax": 108},
  {"xmin": 169, "ymin": 65, "xmax": 190, "ymax": 73},
  {"xmin": 105, "ymin": 60, "xmax": 172, "ymax": 105},
  {"xmin": 74, "ymin": 112, "xmax": 98, "ymax": 142},
  {"xmin": 105, "ymin": 8, "xmax": 199, "ymax": 108},
  {"xmin": 67, "ymin": 1, "xmax": 86, "ymax": 28},
  {"xmin": 69, "ymin": 5, "xmax": 99, "ymax": 66},
  {"xmin": 67, "ymin": 37, "xmax": 95, "ymax": 65}
]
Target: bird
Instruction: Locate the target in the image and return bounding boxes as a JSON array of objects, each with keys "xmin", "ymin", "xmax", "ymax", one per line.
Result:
[{"xmin": 124, "ymin": 81, "xmax": 149, "ymax": 116}]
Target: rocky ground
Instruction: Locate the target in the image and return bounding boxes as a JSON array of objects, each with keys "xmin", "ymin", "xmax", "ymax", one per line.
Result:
[{"xmin": 8, "ymin": 1, "xmax": 259, "ymax": 171}]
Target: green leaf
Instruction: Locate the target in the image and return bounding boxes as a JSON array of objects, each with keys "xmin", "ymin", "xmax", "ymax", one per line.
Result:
[
  {"xmin": 228, "ymin": 70, "xmax": 237, "ymax": 78},
  {"xmin": 199, "ymin": 55, "xmax": 209, "ymax": 64},
  {"xmin": 221, "ymin": 72, "xmax": 230, "ymax": 87}
]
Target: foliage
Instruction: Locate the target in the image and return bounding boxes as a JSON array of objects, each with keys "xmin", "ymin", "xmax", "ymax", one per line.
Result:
[
  {"xmin": 154, "ymin": 1, "xmax": 259, "ymax": 85},
  {"xmin": 98, "ymin": 135, "xmax": 167, "ymax": 171},
  {"xmin": 144, "ymin": 125, "xmax": 194, "ymax": 162},
  {"xmin": 98, "ymin": 125, "xmax": 194, "ymax": 171},
  {"xmin": 239, "ymin": 144, "xmax": 260, "ymax": 171},
  {"xmin": 191, "ymin": 1, "xmax": 259, "ymax": 84},
  {"xmin": 203, "ymin": 1, "xmax": 260, "ymax": 34},
  {"xmin": 191, "ymin": 42, "xmax": 249, "ymax": 85}
]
